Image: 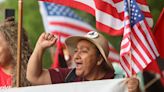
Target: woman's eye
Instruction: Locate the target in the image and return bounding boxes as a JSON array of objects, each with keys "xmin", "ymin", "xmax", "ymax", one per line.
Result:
[
  {"xmin": 74, "ymin": 49, "xmax": 78, "ymax": 53},
  {"xmin": 81, "ymin": 50, "xmax": 88, "ymax": 53}
]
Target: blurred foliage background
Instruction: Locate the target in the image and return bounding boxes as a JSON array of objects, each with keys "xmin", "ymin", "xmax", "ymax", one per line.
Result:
[{"xmin": 0, "ymin": 0, "xmax": 163, "ymax": 68}]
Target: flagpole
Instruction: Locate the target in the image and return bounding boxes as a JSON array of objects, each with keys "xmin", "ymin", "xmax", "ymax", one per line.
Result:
[
  {"xmin": 127, "ymin": 0, "xmax": 133, "ymax": 77},
  {"xmin": 17, "ymin": 0, "xmax": 23, "ymax": 87},
  {"xmin": 144, "ymin": 74, "xmax": 160, "ymax": 90}
]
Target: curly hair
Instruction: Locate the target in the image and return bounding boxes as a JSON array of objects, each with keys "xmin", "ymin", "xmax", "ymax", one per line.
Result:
[{"xmin": 0, "ymin": 20, "xmax": 32, "ymax": 87}]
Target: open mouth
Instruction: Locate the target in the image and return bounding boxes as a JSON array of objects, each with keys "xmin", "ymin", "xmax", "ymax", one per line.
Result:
[{"xmin": 75, "ymin": 61, "xmax": 83, "ymax": 69}]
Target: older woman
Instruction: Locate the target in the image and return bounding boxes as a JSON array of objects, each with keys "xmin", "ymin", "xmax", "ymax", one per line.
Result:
[
  {"xmin": 27, "ymin": 31, "xmax": 140, "ymax": 92},
  {"xmin": 0, "ymin": 18, "xmax": 31, "ymax": 87}
]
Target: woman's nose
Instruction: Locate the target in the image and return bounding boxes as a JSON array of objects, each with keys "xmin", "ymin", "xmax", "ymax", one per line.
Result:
[{"xmin": 73, "ymin": 51, "xmax": 81, "ymax": 60}]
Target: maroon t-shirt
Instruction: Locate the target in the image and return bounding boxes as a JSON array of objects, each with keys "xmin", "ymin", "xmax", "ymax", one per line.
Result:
[{"xmin": 48, "ymin": 68, "xmax": 114, "ymax": 84}]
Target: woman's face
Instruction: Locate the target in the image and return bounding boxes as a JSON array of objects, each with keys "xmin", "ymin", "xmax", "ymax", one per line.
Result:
[
  {"xmin": 0, "ymin": 32, "xmax": 12, "ymax": 66},
  {"xmin": 73, "ymin": 40, "xmax": 100, "ymax": 79}
]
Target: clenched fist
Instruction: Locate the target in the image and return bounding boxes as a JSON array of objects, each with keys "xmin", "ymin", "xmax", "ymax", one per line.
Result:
[
  {"xmin": 35, "ymin": 32, "xmax": 57, "ymax": 50},
  {"xmin": 127, "ymin": 78, "xmax": 140, "ymax": 92}
]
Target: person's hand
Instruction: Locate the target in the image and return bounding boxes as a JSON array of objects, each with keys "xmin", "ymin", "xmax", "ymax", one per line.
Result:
[
  {"xmin": 35, "ymin": 32, "xmax": 57, "ymax": 50},
  {"xmin": 127, "ymin": 77, "xmax": 140, "ymax": 92}
]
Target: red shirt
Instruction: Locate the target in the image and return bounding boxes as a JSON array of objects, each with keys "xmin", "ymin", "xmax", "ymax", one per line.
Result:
[
  {"xmin": 49, "ymin": 68, "xmax": 114, "ymax": 84},
  {"xmin": 0, "ymin": 67, "xmax": 12, "ymax": 87}
]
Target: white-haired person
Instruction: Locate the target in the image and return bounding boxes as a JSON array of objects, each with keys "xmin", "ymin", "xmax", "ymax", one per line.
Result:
[{"xmin": 27, "ymin": 31, "xmax": 140, "ymax": 92}]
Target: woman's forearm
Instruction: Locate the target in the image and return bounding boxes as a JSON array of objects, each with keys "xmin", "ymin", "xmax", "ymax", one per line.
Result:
[{"xmin": 26, "ymin": 46, "xmax": 45, "ymax": 84}]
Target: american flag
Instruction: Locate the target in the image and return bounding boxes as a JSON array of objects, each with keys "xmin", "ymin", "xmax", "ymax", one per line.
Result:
[
  {"xmin": 39, "ymin": 0, "xmax": 157, "ymax": 76},
  {"xmin": 108, "ymin": 42, "xmax": 120, "ymax": 63},
  {"xmin": 40, "ymin": 0, "xmax": 153, "ymax": 36},
  {"xmin": 39, "ymin": 1, "xmax": 95, "ymax": 43},
  {"xmin": 120, "ymin": 0, "xmax": 159, "ymax": 76},
  {"xmin": 38, "ymin": 1, "xmax": 120, "ymax": 64}
]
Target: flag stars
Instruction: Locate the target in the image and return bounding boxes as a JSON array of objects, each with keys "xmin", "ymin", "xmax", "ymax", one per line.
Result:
[
  {"xmin": 56, "ymin": 12, "xmax": 60, "ymax": 16},
  {"xmin": 49, "ymin": 11, "xmax": 54, "ymax": 15},
  {"xmin": 65, "ymin": 8, "xmax": 70, "ymax": 13},
  {"xmin": 67, "ymin": 11, "xmax": 73, "ymax": 17},
  {"xmin": 128, "ymin": 0, "xmax": 144, "ymax": 26},
  {"xmin": 124, "ymin": 2, "xmax": 128, "ymax": 8},
  {"xmin": 138, "ymin": 14, "xmax": 141, "ymax": 17},
  {"xmin": 53, "ymin": 7, "xmax": 58, "ymax": 11},
  {"xmin": 132, "ymin": 8, "xmax": 134, "ymax": 12},
  {"xmin": 124, "ymin": 5, "xmax": 126, "ymax": 10},
  {"xmin": 47, "ymin": 5, "xmax": 53, "ymax": 10},
  {"xmin": 44, "ymin": 2, "xmax": 83, "ymax": 21},
  {"xmin": 125, "ymin": 2, "xmax": 127, "ymax": 5},
  {"xmin": 59, "ymin": 7, "xmax": 65, "ymax": 13},
  {"xmin": 50, "ymin": 3, "xmax": 55, "ymax": 7},
  {"xmin": 132, "ymin": 13, "xmax": 134, "ymax": 15},
  {"xmin": 50, "ymin": 10, "xmax": 55, "ymax": 15},
  {"xmin": 48, "ymin": 4, "xmax": 53, "ymax": 7},
  {"xmin": 62, "ymin": 12, "xmax": 66, "ymax": 16}
]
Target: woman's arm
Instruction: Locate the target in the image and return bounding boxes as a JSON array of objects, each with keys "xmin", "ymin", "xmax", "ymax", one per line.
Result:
[{"xmin": 26, "ymin": 32, "xmax": 57, "ymax": 85}]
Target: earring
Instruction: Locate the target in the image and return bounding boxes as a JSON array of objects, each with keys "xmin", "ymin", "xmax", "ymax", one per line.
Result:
[{"xmin": 97, "ymin": 59, "xmax": 103, "ymax": 66}]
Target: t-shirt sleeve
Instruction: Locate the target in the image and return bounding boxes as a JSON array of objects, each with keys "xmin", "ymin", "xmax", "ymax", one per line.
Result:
[{"xmin": 48, "ymin": 68, "xmax": 71, "ymax": 84}]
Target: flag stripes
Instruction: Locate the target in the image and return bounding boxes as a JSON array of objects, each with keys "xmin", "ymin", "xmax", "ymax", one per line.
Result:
[
  {"xmin": 120, "ymin": 0, "xmax": 159, "ymax": 76},
  {"xmin": 40, "ymin": 0, "xmax": 153, "ymax": 36},
  {"xmin": 108, "ymin": 42, "xmax": 120, "ymax": 63},
  {"xmin": 39, "ymin": 1, "xmax": 120, "ymax": 65},
  {"xmin": 39, "ymin": 0, "xmax": 158, "ymax": 76}
]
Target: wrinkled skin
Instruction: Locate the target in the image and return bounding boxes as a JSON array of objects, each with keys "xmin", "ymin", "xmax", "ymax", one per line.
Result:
[{"xmin": 73, "ymin": 40, "xmax": 103, "ymax": 80}]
